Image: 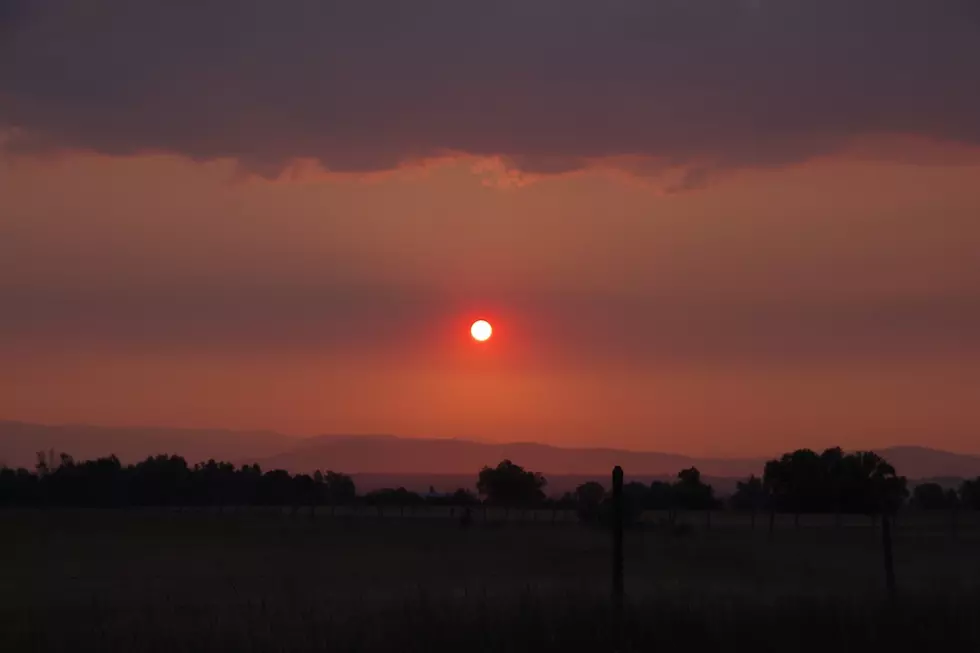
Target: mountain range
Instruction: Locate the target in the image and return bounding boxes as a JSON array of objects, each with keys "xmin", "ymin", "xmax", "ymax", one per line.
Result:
[{"xmin": 3, "ymin": 420, "xmax": 979, "ymax": 494}]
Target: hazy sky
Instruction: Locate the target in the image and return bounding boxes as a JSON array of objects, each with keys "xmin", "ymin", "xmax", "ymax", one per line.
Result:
[{"xmin": 2, "ymin": 1, "xmax": 980, "ymax": 456}]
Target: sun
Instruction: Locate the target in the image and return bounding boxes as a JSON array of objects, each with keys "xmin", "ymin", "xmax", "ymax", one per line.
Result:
[{"xmin": 470, "ymin": 319, "xmax": 492, "ymax": 342}]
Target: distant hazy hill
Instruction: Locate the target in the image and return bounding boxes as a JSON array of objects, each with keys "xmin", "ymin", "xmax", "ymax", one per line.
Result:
[
  {"xmin": 256, "ymin": 435, "xmax": 765, "ymax": 478},
  {"xmin": 0, "ymin": 420, "xmax": 298, "ymax": 468},
  {"xmin": 254, "ymin": 436, "xmax": 980, "ymax": 482},
  {"xmin": 3, "ymin": 421, "xmax": 979, "ymax": 484},
  {"xmin": 866, "ymin": 446, "xmax": 980, "ymax": 481}
]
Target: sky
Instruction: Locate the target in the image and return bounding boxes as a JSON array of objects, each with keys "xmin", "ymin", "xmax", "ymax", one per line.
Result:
[{"xmin": 2, "ymin": 0, "xmax": 980, "ymax": 457}]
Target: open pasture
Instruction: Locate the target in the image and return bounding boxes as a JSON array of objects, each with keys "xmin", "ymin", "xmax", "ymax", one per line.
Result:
[{"xmin": 2, "ymin": 509, "xmax": 979, "ymax": 651}]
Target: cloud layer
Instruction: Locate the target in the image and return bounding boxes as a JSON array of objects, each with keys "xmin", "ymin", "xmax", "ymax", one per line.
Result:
[{"xmin": 3, "ymin": 0, "xmax": 980, "ymax": 179}]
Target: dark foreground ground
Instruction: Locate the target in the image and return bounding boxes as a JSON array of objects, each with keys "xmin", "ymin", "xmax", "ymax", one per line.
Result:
[{"xmin": 2, "ymin": 509, "xmax": 979, "ymax": 651}]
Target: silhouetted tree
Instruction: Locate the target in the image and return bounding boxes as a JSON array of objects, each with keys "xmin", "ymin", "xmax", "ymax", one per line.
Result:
[
  {"xmin": 853, "ymin": 451, "xmax": 907, "ymax": 515},
  {"xmin": 555, "ymin": 492, "xmax": 577, "ymax": 509},
  {"xmin": 731, "ymin": 475, "xmax": 765, "ymax": 510},
  {"xmin": 0, "ymin": 446, "xmax": 914, "ymax": 521},
  {"xmin": 323, "ymin": 471, "xmax": 356, "ymax": 505},
  {"xmin": 129, "ymin": 455, "xmax": 191, "ymax": 505},
  {"xmin": 573, "ymin": 481, "xmax": 605, "ymax": 523},
  {"xmin": 34, "ymin": 454, "xmax": 127, "ymax": 507},
  {"xmin": 450, "ymin": 488, "xmax": 478, "ymax": 505},
  {"xmin": 0, "ymin": 467, "xmax": 37, "ymax": 505},
  {"xmin": 236, "ymin": 463, "xmax": 262, "ymax": 505},
  {"xmin": 945, "ymin": 489, "xmax": 961, "ymax": 509},
  {"xmin": 620, "ymin": 481, "xmax": 649, "ymax": 526},
  {"xmin": 258, "ymin": 469, "xmax": 295, "ymax": 507},
  {"xmin": 3, "ymin": 453, "xmax": 352, "ymax": 510},
  {"xmin": 763, "ymin": 448, "xmax": 907, "ymax": 523},
  {"xmin": 960, "ymin": 478, "xmax": 980, "ymax": 510},
  {"xmin": 672, "ymin": 467, "xmax": 716, "ymax": 511},
  {"xmin": 476, "ymin": 460, "xmax": 547, "ymax": 506},
  {"xmin": 648, "ymin": 480, "xmax": 673, "ymax": 510},
  {"xmin": 762, "ymin": 457, "xmax": 789, "ymax": 532},
  {"xmin": 912, "ymin": 483, "xmax": 950, "ymax": 510},
  {"xmin": 820, "ymin": 447, "xmax": 846, "ymax": 522},
  {"xmin": 194, "ymin": 459, "xmax": 237, "ymax": 510},
  {"xmin": 292, "ymin": 473, "xmax": 316, "ymax": 516},
  {"xmin": 787, "ymin": 449, "xmax": 823, "ymax": 525},
  {"xmin": 731, "ymin": 474, "xmax": 766, "ymax": 528}
]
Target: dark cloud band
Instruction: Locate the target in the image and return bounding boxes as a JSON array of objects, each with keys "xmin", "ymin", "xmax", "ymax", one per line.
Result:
[{"xmin": 2, "ymin": 1, "xmax": 979, "ymax": 178}]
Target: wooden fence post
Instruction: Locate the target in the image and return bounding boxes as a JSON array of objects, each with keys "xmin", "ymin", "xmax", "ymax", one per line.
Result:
[{"xmin": 611, "ymin": 466, "xmax": 624, "ymax": 623}]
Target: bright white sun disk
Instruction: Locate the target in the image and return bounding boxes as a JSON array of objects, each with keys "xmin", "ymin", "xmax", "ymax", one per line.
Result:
[{"xmin": 470, "ymin": 320, "xmax": 492, "ymax": 341}]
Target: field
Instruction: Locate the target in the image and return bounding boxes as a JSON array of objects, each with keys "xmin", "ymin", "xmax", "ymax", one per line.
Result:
[{"xmin": 3, "ymin": 508, "xmax": 980, "ymax": 651}]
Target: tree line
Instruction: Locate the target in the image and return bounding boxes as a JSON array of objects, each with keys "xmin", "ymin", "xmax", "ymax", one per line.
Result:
[
  {"xmin": 0, "ymin": 451, "xmax": 358, "ymax": 509},
  {"xmin": 732, "ymin": 448, "xmax": 980, "ymax": 517},
  {"xmin": 2, "ymin": 448, "xmax": 979, "ymax": 516},
  {"xmin": 910, "ymin": 478, "xmax": 980, "ymax": 511}
]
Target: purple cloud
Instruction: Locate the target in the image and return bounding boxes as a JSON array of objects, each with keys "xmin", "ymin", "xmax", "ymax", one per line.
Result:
[{"xmin": 2, "ymin": 0, "xmax": 979, "ymax": 178}]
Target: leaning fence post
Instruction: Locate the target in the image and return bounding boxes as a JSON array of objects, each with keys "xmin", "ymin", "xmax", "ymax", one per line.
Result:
[
  {"xmin": 881, "ymin": 512, "xmax": 897, "ymax": 603},
  {"xmin": 611, "ymin": 466, "xmax": 624, "ymax": 623}
]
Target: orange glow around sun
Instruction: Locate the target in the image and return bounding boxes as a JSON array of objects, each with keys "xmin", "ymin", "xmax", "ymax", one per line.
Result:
[{"xmin": 470, "ymin": 320, "xmax": 492, "ymax": 342}]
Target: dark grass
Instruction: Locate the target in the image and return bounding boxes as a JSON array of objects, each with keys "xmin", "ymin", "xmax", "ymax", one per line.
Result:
[
  {"xmin": 3, "ymin": 510, "xmax": 980, "ymax": 650},
  {"xmin": 2, "ymin": 591, "xmax": 979, "ymax": 652}
]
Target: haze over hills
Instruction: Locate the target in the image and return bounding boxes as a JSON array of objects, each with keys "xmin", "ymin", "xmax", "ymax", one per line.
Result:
[
  {"xmin": 2, "ymin": 421, "xmax": 980, "ymax": 490},
  {"xmin": 0, "ymin": 420, "xmax": 299, "ymax": 469},
  {"xmin": 255, "ymin": 437, "xmax": 980, "ymax": 495},
  {"xmin": 256, "ymin": 435, "xmax": 763, "ymax": 477}
]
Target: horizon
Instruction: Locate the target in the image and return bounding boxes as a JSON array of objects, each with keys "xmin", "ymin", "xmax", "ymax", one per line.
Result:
[
  {"xmin": 5, "ymin": 416, "xmax": 980, "ymax": 459},
  {"xmin": 4, "ymin": 419, "xmax": 980, "ymax": 485}
]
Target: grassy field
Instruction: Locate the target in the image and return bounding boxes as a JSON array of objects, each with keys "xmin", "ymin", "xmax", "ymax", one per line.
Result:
[{"xmin": 2, "ymin": 509, "xmax": 979, "ymax": 651}]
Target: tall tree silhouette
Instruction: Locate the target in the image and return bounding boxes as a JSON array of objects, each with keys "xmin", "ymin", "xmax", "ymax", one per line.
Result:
[
  {"xmin": 323, "ymin": 471, "xmax": 356, "ymax": 506},
  {"xmin": 762, "ymin": 448, "xmax": 907, "ymax": 523},
  {"xmin": 573, "ymin": 481, "xmax": 606, "ymax": 522},
  {"xmin": 912, "ymin": 483, "xmax": 950, "ymax": 510},
  {"xmin": 961, "ymin": 478, "xmax": 980, "ymax": 510},
  {"xmin": 731, "ymin": 475, "xmax": 766, "ymax": 528},
  {"xmin": 647, "ymin": 481, "xmax": 673, "ymax": 509},
  {"xmin": 672, "ymin": 467, "xmax": 716, "ymax": 511},
  {"xmin": 477, "ymin": 460, "xmax": 547, "ymax": 506},
  {"xmin": 852, "ymin": 451, "xmax": 907, "ymax": 515}
]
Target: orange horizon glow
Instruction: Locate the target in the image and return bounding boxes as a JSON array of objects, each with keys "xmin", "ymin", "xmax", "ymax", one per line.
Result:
[{"xmin": 2, "ymin": 151, "xmax": 980, "ymax": 457}]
